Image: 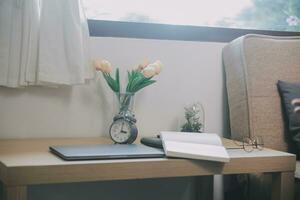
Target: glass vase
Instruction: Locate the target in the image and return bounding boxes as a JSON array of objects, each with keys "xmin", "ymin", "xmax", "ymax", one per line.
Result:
[{"xmin": 113, "ymin": 92, "xmax": 135, "ymax": 120}]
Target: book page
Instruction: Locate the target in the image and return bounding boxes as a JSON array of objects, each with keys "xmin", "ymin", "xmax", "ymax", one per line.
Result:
[
  {"xmin": 160, "ymin": 132, "xmax": 222, "ymax": 146},
  {"xmin": 164, "ymin": 141, "xmax": 230, "ymax": 162}
]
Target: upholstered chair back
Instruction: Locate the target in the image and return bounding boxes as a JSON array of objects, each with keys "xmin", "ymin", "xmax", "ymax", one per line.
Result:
[{"xmin": 223, "ymin": 34, "xmax": 300, "ymax": 151}]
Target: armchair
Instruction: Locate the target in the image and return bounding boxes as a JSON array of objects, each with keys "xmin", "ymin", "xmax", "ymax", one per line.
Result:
[{"xmin": 223, "ymin": 34, "xmax": 300, "ymax": 199}]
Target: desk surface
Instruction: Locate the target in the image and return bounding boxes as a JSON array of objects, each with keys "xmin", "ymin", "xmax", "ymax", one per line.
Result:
[{"xmin": 0, "ymin": 137, "xmax": 296, "ymax": 186}]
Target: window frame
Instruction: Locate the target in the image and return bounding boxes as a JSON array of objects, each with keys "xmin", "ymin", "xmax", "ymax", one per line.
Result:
[{"xmin": 88, "ymin": 19, "xmax": 300, "ymax": 42}]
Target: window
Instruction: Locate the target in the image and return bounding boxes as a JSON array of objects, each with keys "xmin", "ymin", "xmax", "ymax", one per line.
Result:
[
  {"xmin": 83, "ymin": 0, "xmax": 300, "ymax": 42},
  {"xmin": 83, "ymin": 0, "xmax": 300, "ymax": 32}
]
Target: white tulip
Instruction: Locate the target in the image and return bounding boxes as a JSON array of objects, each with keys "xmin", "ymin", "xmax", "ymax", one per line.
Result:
[
  {"xmin": 142, "ymin": 65, "xmax": 156, "ymax": 78},
  {"xmin": 94, "ymin": 59, "xmax": 112, "ymax": 73},
  {"xmin": 137, "ymin": 59, "xmax": 149, "ymax": 71},
  {"xmin": 94, "ymin": 60, "xmax": 102, "ymax": 71},
  {"xmin": 153, "ymin": 60, "xmax": 163, "ymax": 75}
]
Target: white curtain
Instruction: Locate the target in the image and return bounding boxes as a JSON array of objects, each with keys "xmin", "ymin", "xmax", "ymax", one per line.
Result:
[{"xmin": 0, "ymin": 0, "xmax": 92, "ymax": 88}]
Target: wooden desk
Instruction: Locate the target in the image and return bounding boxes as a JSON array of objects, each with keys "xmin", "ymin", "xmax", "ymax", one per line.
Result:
[{"xmin": 0, "ymin": 137, "xmax": 296, "ymax": 200}]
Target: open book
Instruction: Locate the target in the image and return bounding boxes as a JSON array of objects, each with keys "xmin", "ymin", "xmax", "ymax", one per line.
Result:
[{"xmin": 160, "ymin": 132, "xmax": 230, "ymax": 162}]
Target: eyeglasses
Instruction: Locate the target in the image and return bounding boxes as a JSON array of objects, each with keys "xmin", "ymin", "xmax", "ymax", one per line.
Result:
[{"xmin": 227, "ymin": 136, "xmax": 264, "ymax": 152}]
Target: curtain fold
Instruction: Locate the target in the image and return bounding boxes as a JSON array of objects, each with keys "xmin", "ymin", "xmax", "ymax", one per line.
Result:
[{"xmin": 0, "ymin": 0, "xmax": 92, "ymax": 88}]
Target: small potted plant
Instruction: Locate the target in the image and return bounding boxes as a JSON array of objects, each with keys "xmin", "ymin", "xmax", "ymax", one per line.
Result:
[{"xmin": 180, "ymin": 102, "xmax": 205, "ymax": 133}]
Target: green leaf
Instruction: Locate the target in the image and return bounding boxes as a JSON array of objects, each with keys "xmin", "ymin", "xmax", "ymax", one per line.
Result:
[
  {"xmin": 126, "ymin": 70, "xmax": 132, "ymax": 92},
  {"xmin": 132, "ymin": 80, "xmax": 156, "ymax": 93},
  {"xmin": 127, "ymin": 71, "xmax": 131, "ymax": 80},
  {"xmin": 103, "ymin": 73, "xmax": 119, "ymax": 92},
  {"xmin": 126, "ymin": 70, "xmax": 141, "ymax": 92},
  {"xmin": 125, "ymin": 70, "xmax": 157, "ymax": 93},
  {"xmin": 128, "ymin": 75, "xmax": 144, "ymax": 92},
  {"xmin": 103, "ymin": 74, "xmax": 115, "ymax": 90},
  {"xmin": 115, "ymin": 68, "xmax": 120, "ymax": 92},
  {"xmin": 131, "ymin": 70, "xmax": 140, "ymax": 80}
]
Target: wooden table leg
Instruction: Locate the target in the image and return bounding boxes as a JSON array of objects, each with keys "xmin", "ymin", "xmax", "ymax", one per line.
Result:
[
  {"xmin": 271, "ymin": 171, "xmax": 294, "ymax": 200},
  {"xmin": 195, "ymin": 175, "xmax": 214, "ymax": 200},
  {"xmin": 4, "ymin": 186, "xmax": 27, "ymax": 200}
]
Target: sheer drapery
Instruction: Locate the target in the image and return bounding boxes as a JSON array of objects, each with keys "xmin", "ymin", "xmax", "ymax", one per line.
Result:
[{"xmin": 0, "ymin": 0, "xmax": 92, "ymax": 88}]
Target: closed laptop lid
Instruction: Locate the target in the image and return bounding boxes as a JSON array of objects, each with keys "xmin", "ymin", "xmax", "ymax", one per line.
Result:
[{"xmin": 50, "ymin": 144, "xmax": 165, "ymax": 161}]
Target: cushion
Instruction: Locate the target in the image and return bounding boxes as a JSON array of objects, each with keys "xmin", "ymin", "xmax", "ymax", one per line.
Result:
[{"xmin": 277, "ymin": 80, "xmax": 300, "ymax": 154}]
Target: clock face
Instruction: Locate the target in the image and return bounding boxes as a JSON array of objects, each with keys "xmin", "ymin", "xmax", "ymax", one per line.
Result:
[{"xmin": 109, "ymin": 119, "xmax": 137, "ymax": 144}]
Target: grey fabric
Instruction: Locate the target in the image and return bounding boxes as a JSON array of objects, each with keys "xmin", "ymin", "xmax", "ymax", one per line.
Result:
[
  {"xmin": 223, "ymin": 34, "xmax": 300, "ymax": 200},
  {"xmin": 223, "ymin": 34, "xmax": 300, "ymax": 152}
]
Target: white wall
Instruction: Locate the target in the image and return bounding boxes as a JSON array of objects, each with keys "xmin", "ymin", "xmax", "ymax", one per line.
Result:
[
  {"xmin": 0, "ymin": 37, "xmax": 227, "ymax": 138},
  {"xmin": 0, "ymin": 37, "xmax": 229, "ymax": 200}
]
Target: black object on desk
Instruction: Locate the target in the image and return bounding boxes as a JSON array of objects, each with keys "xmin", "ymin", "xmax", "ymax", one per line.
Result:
[{"xmin": 140, "ymin": 136, "xmax": 163, "ymax": 149}]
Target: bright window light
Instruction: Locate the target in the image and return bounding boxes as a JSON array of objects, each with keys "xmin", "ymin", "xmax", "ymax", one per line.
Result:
[{"xmin": 82, "ymin": 0, "xmax": 300, "ymax": 32}]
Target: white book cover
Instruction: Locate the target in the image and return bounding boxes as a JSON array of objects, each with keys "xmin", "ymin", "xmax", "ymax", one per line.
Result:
[{"xmin": 160, "ymin": 132, "xmax": 230, "ymax": 162}]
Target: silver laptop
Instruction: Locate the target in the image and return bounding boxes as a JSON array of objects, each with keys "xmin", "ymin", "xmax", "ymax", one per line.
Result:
[{"xmin": 50, "ymin": 144, "xmax": 165, "ymax": 161}]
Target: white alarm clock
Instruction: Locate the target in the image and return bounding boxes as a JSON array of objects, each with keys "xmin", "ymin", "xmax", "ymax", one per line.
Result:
[{"xmin": 109, "ymin": 115, "xmax": 138, "ymax": 144}]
